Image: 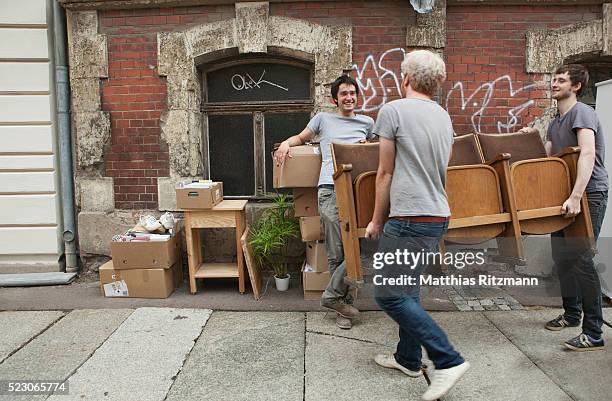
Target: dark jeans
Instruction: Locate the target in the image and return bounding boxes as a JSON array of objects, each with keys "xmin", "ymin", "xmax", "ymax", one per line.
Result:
[
  {"xmin": 374, "ymin": 218, "xmax": 465, "ymax": 371},
  {"xmin": 551, "ymin": 190, "xmax": 608, "ymax": 339}
]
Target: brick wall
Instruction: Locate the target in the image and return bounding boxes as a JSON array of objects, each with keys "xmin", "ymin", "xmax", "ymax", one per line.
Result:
[
  {"xmin": 445, "ymin": 5, "xmax": 601, "ymax": 134},
  {"xmin": 97, "ymin": 1, "xmax": 601, "ymax": 209},
  {"xmin": 99, "ymin": 5, "xmax": 235, "ymax": 209}
]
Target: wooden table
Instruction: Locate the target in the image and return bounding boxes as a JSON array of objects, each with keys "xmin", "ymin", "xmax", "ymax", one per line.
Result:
[{"xmin": 183, "ymin": 200, "xmax": 248, "ymax": 294}]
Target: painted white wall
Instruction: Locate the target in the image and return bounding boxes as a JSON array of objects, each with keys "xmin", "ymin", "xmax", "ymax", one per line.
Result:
[
  {"xmin": 594, "ymin": 79, "xmax": 612, "ymax": 298},
  {"xmin": 0, "ymin": 0, "xmax": 63, "ymax": 272}
]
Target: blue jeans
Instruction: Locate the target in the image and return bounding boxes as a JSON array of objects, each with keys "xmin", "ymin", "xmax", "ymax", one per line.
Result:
[
  {"xmin": 552, "ymin": 190, "xmax": 608, "ymax": 339},
  {"xmin": 374, "ymin": 218, "xmax": 465, "ymax": 371}
]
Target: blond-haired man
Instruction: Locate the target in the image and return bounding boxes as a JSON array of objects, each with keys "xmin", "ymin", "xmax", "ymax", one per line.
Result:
[{"xmin": 366, "ymin": 50, "xmax": 469, "ymax": 401}]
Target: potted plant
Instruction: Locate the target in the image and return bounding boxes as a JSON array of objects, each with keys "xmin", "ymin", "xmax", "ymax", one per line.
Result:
[{"xmin": 250, "ymin": 193, "xmax": 300, "ymax": 291}]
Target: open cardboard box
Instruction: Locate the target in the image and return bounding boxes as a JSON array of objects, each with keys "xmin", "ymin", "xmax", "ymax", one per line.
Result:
[
  {"xmin": 99, "ymin": 260, "xmax": 183, "ymax": 299},
  {"xmin": 110, "ymin": 228, "xmax": 181, "ymax": 270},
  {"xmin": 302, "ymin": 259, "xmax": 330, "ymax": 300},
  {"xmin": 273, "ymin": 144, "xmax": 321, "ymax": 188},
  {"xmin": 306, "ymin": 241, "xmax": 327, "ymax": 272},
  {"xmin": 176, "ymin": 182, "xmax": 223, "ymax": 209}
]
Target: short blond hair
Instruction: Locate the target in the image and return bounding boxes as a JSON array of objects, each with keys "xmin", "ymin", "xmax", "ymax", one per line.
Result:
[{"xmin": 400, "ymin": 50, "xmax": 446, "ymax": 96}]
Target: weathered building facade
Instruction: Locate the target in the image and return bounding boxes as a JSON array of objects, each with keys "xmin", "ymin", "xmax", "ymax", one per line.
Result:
[{"xmin": 58, "ymin": 0, "xmax": 612, "ymax": 262}]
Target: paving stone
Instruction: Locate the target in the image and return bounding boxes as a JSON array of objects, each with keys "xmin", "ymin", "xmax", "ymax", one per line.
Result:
[
  {"xmin": 472, "ymin": 305, "xmax": 485, "ymax": 311},
  {"xmin": 457, "ymin": 304, "xmax": 472, "ymax": 311},
  {"xmin": 480, "ymin": 299, "xmax": 494, "ymax": 306},
  {"xmin": 467, "ymin": 300, "xmax": 480, "ymax": 307},
  {"xmin": 485, "ymin": 309, "xmax": 612, "ymax": 401},
  {"xmin": 430, "ymin": 312, "xmax": 571, "ymax": 401},
  {"xmin": 306, "ymin": 312, "xmax": 397, "ymax": 347},
  {"xmin": 454, "ymin": 300, "xmax": 468, "ymax": 305},
  {"xmin": 166, "ymin": 312, "xmax": 303, "ymax": 401},
  {"xmin": 48, "ymin": 308, "xmax": 211, "ymax": 401},
  {"xmin": 305, "ymin": 332, "xmax": 428, "ymax": 401},
  {"xmin": 0, "ymin": 311, "xmax": 64, "ymax": 363},
  {"xmin": 483, "ymin": 305, "xmax": 500, "ymax": 311},
  {"xmin": 498, "ymin": 305, "xmax": 511, "ymax": 311},
  {"xmin": 0, "ymin": 309, "xmax": 133, "ymax": 401}
]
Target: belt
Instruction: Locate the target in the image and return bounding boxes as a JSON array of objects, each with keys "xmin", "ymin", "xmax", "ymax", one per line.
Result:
[
  {"xmin": 394, "ymin": 216, "xmax": 450, "ymax": 223},
  {"xmin": 318, "ymin": 184, "xmax": 334, "ymax": 189}
]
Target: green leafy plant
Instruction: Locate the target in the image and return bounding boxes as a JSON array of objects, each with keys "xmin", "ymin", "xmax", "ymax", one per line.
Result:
[{"xmin": 249, "ymin": 193, "xmax": 300, "ymax": 279}]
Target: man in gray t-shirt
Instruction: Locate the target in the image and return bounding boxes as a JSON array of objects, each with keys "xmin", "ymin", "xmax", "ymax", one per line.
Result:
[
  {"xmin": 366, "ymin": 50, "xmax": 469, "ymax": 401},
  {"xmin": 521, "ymin": 64, "xmax": 608, "ymax": 351},
  {"xmin": 274, "ymin": 75, "xmax": 374, "ymax": 330}
]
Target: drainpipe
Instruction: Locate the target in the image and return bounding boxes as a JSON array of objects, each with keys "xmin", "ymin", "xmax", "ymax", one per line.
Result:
[{"xmin": 53, "ymin": 0, "xmax": 79, "ymax": 272}]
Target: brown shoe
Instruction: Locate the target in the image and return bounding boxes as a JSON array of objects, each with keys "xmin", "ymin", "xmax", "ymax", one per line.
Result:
[
  {"xmin": 336, "ymin": 314, "xmax": 352, "ymax": 329},
  {"xmin": 321, "ymin": 299, "xmax": 360, "ymax": 319}
]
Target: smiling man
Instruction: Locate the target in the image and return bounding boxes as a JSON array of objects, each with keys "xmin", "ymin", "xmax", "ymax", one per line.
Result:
[
  {"xmin": 521, "ymin": 64, "xmax": 608, "ymax": 351},
  {"xmin": 274, "ymin": 75, "xmax": 374, "ymax": 329}
]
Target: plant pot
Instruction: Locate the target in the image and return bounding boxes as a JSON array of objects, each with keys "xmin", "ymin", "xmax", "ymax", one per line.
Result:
[{"xmin": 274, "ymin": 274, "xmax": 290, "ymax": 291}]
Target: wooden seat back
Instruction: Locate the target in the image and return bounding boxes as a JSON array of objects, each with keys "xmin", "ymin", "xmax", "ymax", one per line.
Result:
[
  {"xmin": 354, "ymin": 171, "xmax": 376, "ymax": 228},
  {"xmin": 331, "ymin": 142, "xmax": 379, "ymax": 181},
  {"xmin": 449, "ymin": 133, "xmax": 485, "ymax": 166},
  {"xmin": 478, "ymin": 131, "xmax": 546, "ymax": 164}
]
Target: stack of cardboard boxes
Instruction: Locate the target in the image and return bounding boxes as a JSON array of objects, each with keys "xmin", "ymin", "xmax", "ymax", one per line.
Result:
[
  {"xmin": 100, "ymin": 228, "xmax": 183, "ymax": 298},
  {"xmin": 273, "ymin": 144, "xmax": 330, "ymax": 300}
]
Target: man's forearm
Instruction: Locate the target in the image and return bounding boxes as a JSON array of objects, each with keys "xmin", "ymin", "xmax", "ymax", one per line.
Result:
[
  {"xmin": 571, "ymin": 153, "xmax": 595, "ymax": 200},
  {"xmin": 283, "ymin": 135, "xmax": 304, "ymax": 147},
  {"xmin": 372, "ymin": 171, "xmax": 392, "ymax": 225}
]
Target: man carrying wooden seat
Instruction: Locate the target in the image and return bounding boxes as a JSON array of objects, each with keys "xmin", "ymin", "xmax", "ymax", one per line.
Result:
[
  {"xmin": 274, "ymin": 75, "xmax": 375, "ymax": 329},
  {"xmin": 365, "ymin": 50, "xmax": 469, "ymax": 401},
  {"xmin": 520, "ymin": 64, "xmax": 608, "ymax": 351}
]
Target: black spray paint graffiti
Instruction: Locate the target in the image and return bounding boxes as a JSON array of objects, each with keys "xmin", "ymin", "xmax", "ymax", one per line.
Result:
[
  {"xmin": 352, "ymin": 49, "xmax": 537, "ymax": 133},
  {"xmin": 231, "ymin": 70, "xmax": 289, "ymax": 92}
]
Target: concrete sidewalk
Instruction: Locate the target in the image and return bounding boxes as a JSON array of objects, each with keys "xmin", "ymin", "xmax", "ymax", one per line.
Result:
[{"xmin": 0, "ymin": 308, "xmax": 610, "ymax": 401}]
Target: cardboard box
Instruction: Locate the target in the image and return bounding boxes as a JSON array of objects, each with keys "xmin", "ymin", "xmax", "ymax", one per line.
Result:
[
  {"xmin": 273, "ymin": 145, "xmax": 321, "ymax": 188},
  {"xmin": 293, "ymin": 188, "xmax": 319, "ymax": 217},
  {"xmin": 111, "ymin": 230, "xmax": 181, "ymax": 270},
  {"xmin": 176, "ymin": 182, "xmax": 223, "ymax": 209},
  {"xmin": 302, "ymin": 260, "xmax": 330, "ymax": 300},
  {"xmin": 303, "ymin": 289, "xmax": 324, "ymax": 301},
  {"xmin": 306, "ymin": 241, "xmax": 328, "ymax": 272},
  {"xmin": 99, "ymin": 260, "xmax": 183, "ymax": 299},
  {"xmin": 299, "ymin": 216, "xmax": 323, "ymax": 241}
]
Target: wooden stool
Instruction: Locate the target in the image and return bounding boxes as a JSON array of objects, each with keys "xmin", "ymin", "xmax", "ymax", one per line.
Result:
[{"xmin": 183, "ymin": 199, "xmax": 248, "ymax": 294}]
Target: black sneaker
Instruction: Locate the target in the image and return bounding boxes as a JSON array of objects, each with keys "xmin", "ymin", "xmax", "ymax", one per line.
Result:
[
  {"xmin": 564, "ymin": 333, "xmax": 604, "ymax": 351},
  {"xmin": 545, "ymin": 315, "xmax": 579, "ymax": 331}
]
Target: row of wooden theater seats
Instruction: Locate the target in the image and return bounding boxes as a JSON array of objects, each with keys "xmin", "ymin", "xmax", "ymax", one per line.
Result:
[{"xmin": 330, "ymin": 132, "xmax": 594, "ymax": 286}]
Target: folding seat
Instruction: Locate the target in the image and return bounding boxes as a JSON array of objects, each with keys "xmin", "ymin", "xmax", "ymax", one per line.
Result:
[
  {"xmin": 477, "ymin": 131, "xmax": 593, "ymax": 244},
  {"xmin": 331, "ymin": 142, "xmax": 379, "ymax": 287},
  {"xmin": 446, "ymin": 134, "xmax": 524, "ymax": 260}
]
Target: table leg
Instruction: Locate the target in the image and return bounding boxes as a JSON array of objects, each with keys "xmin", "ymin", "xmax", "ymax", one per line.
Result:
[
  {"xmin": 185, "ymin": 212, "xmax": 197, "ymax": 294},
  {"xmin": 235, "ymin": 210, "xmax": 246, "ymax": 294}
]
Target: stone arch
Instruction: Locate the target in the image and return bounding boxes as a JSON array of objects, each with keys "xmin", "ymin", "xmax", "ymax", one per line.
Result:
[
  {"xmin": 524, "ymin": 3, "xmax": 611, "ymax": 134},
  {"xmin": 156, "ymin": 2, "xmax": 351, "ymax": 210}
]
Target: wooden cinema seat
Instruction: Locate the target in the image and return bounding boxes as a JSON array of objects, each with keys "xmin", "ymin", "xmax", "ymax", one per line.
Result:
[
  {"xmin": 477, "ymin": 131, "xmax": 593, "ymax": 242},
  {"xmin": 445, "ymin": 134, "xmax": 524, "ymax": 260},
  {"xmin": 331, "ymin": 142, "xmax": 379, "ymax": 287}
]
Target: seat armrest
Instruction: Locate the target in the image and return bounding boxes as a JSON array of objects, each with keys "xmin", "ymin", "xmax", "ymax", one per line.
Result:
[
  {"xmin": 553, "ymin": 146, "xmax": 581, "ymax": 158},
  {"xmin": 333, "ymin": 163, "xmax": 353, "ymax": 180}
]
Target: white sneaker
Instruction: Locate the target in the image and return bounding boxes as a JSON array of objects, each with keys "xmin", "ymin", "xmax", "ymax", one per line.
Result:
[
  {"xmin": 422, "ymin": 361, "xmax": 470, "ymax": 401},
  {"xmin": 139, "ymin": 214, "xmax": 162, "ymax": 232},
  {"xmin": 374, "ymin": 354, "xmax": 422, "ymax": 378},
  {"xmin": 160, "ymin": 212, "xmax": 175, "ymax": 230}
]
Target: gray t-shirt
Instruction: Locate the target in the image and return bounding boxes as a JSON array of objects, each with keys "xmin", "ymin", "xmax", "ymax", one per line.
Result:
[
  {"xmin": 307, "ymin": 112, "xmax": 375, "ymax": 186},
  {"xmin": 374, "ymin": 98, "xmax": 453, "ymax": 217},
  {"xmin": 546, "ymin": 102, "xmax": 608, "ymax": 192}
]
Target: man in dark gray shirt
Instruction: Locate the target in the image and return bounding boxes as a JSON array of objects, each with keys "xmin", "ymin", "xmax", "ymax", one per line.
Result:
[{"xmin": 521, "ymin": 64, "xmax": 608, "ymax": 351}]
